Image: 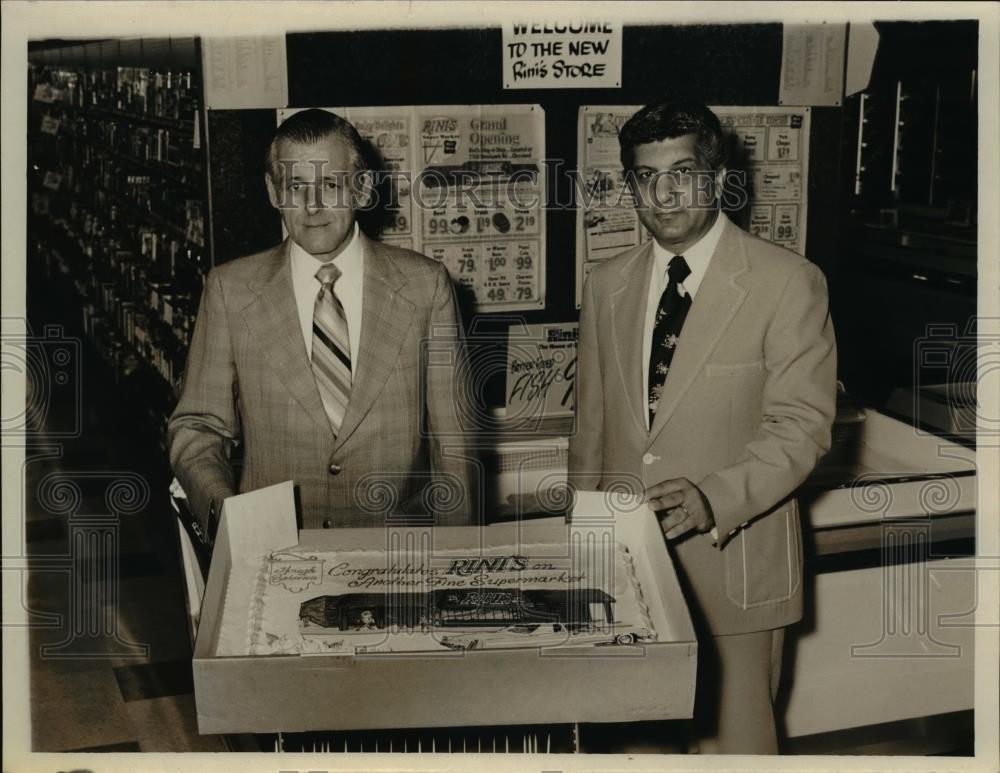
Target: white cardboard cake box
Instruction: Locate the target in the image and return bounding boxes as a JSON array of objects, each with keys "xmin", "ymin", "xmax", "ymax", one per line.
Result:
[{"xmin": 192, "ymin": 481, "xmax": 697, "ymax": 734}]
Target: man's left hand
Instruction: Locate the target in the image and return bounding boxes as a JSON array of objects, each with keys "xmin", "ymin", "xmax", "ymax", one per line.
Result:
[{"xmin": 645, "ymin": 478, "xmax": 716, "ymax": 540}]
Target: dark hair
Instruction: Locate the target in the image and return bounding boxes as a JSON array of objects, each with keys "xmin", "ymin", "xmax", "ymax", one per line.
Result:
[
  {"xmin": 266, "ymin": 108, "xmax": 369, "ymax": 181},
  {"xmin": 619, "ymin": 100, "xmax": 726, "ymax": 171}
]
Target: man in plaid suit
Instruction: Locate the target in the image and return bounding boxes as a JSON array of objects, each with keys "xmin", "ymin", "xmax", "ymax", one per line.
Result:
[{"xmin": 169, "ymin": 109, "xmax": 476, "ymax": 539}]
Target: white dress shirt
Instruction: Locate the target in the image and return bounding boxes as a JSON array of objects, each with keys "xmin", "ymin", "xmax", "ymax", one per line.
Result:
[
  {"xmin": 641, "ymin": 213, "xmax": 727, "ymax": 428},
  {"xmin": 289, "ymin": 223, "xmax": 364, "ymax": 363}
]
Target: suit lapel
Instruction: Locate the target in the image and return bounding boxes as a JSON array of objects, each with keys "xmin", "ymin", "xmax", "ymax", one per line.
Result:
[
  {"xmin": 242, "ymin": 240, "xmax": 331, "ymax": 431},
  {"xmin": 648, "ymin": 218, "xmax": 750, "ymax": 443},
  {"xmin": 333, "ymin": 235, "xmax": 414, "ymax": 451},
  {"xmin": 610, "ymin": 243, "xmax": 655, "ymax": 437}
]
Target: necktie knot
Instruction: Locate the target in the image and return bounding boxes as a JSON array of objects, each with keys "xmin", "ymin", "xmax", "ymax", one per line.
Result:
[
  {"xmin": 667, "ymin": 255, "xmax": 691, "ymax": 285},
  {"xmin": 315, "ymin": 262, "xmax": 342, "ymax": 288}
]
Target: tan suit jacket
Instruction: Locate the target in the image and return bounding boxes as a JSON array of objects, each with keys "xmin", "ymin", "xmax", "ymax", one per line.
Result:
[
  {"xmin": 569, "ymin": 217, "xmax": 836, "ymax": 635},
  {"xmin": 168, "ymin": 233, "xmax": 476, "ymax": 534}
]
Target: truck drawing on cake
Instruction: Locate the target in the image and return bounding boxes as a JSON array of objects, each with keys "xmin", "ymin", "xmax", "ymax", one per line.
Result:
[
  {"xmin": 438, "ymin": 620, "xmax": 654, "ymax": 649},
  {"xmin": 298, "ymin": 587, "xmax": 651, "ymax": 647}
]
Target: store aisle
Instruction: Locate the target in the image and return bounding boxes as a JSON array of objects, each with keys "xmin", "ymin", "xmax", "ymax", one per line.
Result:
[{"xmin": 24, "ymin": 268, "xmax": 226, "ymax": 752}]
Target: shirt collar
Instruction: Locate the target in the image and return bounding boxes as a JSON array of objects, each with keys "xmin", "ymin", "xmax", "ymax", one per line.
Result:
[
  {"xmin": 651, "ymin": 213, "xmax": 727, "ymax": 298},
  {"xmin": 289, "ymin": 222, "xmax": 363, "ymax": 283}
]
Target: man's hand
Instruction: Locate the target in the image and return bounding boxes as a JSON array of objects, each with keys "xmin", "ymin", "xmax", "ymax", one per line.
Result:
[{"xmin": 645, "ymin": 478, "xmax": 716, "ymax": 540}]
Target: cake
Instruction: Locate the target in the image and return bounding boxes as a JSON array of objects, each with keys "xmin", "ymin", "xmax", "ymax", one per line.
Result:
[{"xmin": 224, "ymin": 540, "xmax": 656, "ymax": 656}]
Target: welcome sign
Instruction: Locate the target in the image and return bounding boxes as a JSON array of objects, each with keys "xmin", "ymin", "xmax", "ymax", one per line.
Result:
[{"xmin": 502, "ymin": 22, "xmax": 622, "ymax": 89}]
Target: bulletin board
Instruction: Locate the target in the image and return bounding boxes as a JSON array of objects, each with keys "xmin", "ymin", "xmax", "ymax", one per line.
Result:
[{"xmin": 205, "ymin": 24, "xmax": 844, "ymax": 407}]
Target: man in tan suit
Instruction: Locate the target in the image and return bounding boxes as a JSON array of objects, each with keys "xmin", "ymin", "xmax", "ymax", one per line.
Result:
[
  {"xmin": 570, "ymin": 100, "xmax": 836, "ymax": 753},
  {"xmin": 169, "ymin": 109, "xmax": 476, "ymax": 539}
]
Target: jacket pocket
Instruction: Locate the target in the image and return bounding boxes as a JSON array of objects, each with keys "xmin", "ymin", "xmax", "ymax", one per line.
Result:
[
  {"xmin": 706, "ymin": 359, "xmax": 764, "ymax": 378},
  {"xmin": 724, "ymin": 501, "xmax": 802, "ymax": 609}
]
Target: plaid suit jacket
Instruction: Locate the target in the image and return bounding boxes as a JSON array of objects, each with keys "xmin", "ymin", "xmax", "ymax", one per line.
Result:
[{"xmin": 168, "ymin": 234, "xmax": 477, "ymax": 534}]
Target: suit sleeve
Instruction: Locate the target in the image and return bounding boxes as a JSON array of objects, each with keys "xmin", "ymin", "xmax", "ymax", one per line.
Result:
[
  {"xmin": 167, "ymin": 268, "xmax": 239, "ymax": 537},
  {"xmin": 424, "ymin": 264, "xmax": 478, "ymax": 525},
  {"xmin": 567, "ymin": 271, "xmax": 604, "ymax": 490},
  {"xmin": 697, "ymin": 261, "xmax": 837, "ymax": 543}
]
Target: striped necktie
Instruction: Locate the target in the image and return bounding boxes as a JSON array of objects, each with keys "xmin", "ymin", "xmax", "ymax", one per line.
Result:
[{"xmin": 312, "ymin": 262, "xmax": 352, "ymax": 435}]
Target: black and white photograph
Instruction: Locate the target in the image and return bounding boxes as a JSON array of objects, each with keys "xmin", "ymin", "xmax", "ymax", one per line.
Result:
[{"xmin": 2, "ymin": 2, "xmax": 998, "ymax": 772}]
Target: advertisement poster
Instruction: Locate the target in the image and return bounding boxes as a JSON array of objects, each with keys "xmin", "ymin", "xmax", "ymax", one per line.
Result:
[
  {"xmin": 204, "ymin": 36, "xmax": 288, "ymax": 109},
  {"xmin": 779, "ymin": 23, "xmax": 847, "ymax": 107},
  {"xmin": 278, "ymin": 105, "xmax": 546, "ymax": 312},
  {"xmin": 576, "ymin": 105, "xmax": 811, "ymax": 307},
  {"xmin": 504, "ymin": 322, "xmax": 578, "ymax": 424}
]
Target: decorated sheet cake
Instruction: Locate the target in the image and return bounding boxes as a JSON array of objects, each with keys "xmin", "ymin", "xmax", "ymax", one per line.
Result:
[{"xmin": 216, "ymin": 538, "xmax": 657, "ymax": 656}]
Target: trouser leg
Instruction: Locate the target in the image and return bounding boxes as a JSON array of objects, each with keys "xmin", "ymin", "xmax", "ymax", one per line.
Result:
[{"xmin": 694, "ymin": 627, "xmax": 785, "ymax": 755}]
